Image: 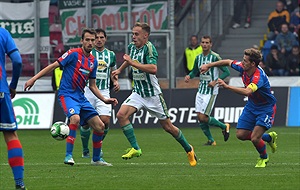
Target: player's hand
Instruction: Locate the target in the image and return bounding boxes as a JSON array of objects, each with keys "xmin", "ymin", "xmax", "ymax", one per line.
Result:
[
  {"xmin": 111, "ymin": 69, "xmax": 120, "ymax": 78},
  {"xmin": 123, "ymin": 54, "xmax": 132, "ymax": 63},
  {"xmin": 24, "ymin": 78, "xmax": 35, "ymax": 91},
  {"xmin": 200, "ymin": 65, "xmax": 209, "ymax": 74},
  {"xmin": 113, "ymin": 81, "xmax": 120, "ymax": 92},
  {"xmin": 217, "ymin": 78, "xmax": 227, "ymax": 88},
  {"xmin": 9, "ymin": 87, "xmax": 16, "ymax": 99},
  {"xmin": 184, "ymin": 75, "xmax": 190, "ymax": 83},
  {"xmin": 104, "ymin": 98, "xmax": 118, "ymax": 106},
  {"xmin": 208, "ymin": 80, "xmax": 217, "ymax": 88}
]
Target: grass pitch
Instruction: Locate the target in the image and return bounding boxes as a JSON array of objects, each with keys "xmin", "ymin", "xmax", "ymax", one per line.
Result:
[{"xmin": 0, "ymin": 127, "xmax": 299, "ymax": 190}]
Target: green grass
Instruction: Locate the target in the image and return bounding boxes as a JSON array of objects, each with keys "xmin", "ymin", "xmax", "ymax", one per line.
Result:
[{"xmin": 1, "ymin": 127, "xmax": 299, "ymax": 190}]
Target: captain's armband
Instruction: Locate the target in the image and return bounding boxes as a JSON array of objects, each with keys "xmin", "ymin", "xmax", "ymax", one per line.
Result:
[{"xmin": 247, "ymin": 83, "xmax": 258, "ymax": 92}]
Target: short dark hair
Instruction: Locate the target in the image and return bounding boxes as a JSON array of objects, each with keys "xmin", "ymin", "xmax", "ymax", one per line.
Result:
[
  {"xmin": 244, "ymin": 48, "xmax": 262, "ymax": 67},
  {"xmin": 201, "ymin": 35, "xmax": 212, "ymax": 43},
  {"xmin": 81, "ymin": 28, "xmax": 97, "ymax": 40},
  {"xmin": 95, "ymin": 28, "xmax": 107, "ymax": 38},
  {"xmin": 133, "ymin": 22, "xmax": 151, "ymax": 35}
]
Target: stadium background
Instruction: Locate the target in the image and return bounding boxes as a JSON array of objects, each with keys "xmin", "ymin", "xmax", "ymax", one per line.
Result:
[{"xmin": 1, "ymin": 0, "xmax": 299, "ymax": 129}]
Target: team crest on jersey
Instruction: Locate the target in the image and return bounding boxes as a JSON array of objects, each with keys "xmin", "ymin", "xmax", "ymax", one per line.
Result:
[
  {"xmin": 69, "ymin": 108, "xmax": 75, "ymax": 114},
  {"xmin": 131, "ymin": 60, "xmax": 140, "ymax": 71},
  {"xmin": 97, "ymin": 60, "xmax": 107, "ymax": 70}
]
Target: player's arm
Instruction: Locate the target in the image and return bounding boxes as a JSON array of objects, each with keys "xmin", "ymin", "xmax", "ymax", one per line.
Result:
[
  {"xmin": 123, "ymin": 54, "xmax": 157, "ymax": 74},
  {"xmin": 201, "ymin": 59, "xmax": 233, "ymax": 74},
  {"xmin": 110, "ymin": 66, "xmax": 120, "ymax": 92},
  {"xmin": 24, "ymin": 61, "xmax": 60, "ymax": 91},
  {"xmin": 217, "ymin": 78, "xmax": 255, "ymax": 96},
  {"xmin": 89, "ymin": 79, "xmax": 118, "ymax": 106},
  {"xmin": 218, "ymin": 66, "xmax": 230, "ymax": 80},
  {"xmin": 9, "ymin": 50, "xmax": 22, "ymax": 99}
]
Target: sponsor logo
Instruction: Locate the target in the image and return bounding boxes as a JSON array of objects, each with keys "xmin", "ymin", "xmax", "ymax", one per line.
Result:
[{"xmin": 13, "ymin": 98, "xmax": 40, "ymax": 125}]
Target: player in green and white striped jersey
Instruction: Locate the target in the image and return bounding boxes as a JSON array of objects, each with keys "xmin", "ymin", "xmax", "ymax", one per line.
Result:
[
  {"xmin": 112, "ymin": 22, "xmax": 197, "ymax": 167},
  {"xmin": 80, "ymin": 28, "xmax": 120, "ymax": 166},
  {"xmin": 185, "ymin": 35, "xmax": 231, "ymax": 146}
]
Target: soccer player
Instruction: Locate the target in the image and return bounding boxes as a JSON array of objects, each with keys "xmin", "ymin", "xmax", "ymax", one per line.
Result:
[
  {"xmin": 184, "ymin": 35, "xmax": 230, "ymax": 146},
  {"xmin": 0, "ymin": 27, "xmax": 27, "ymax": 190},
  {"xmin": 201, "ymin": 48, "xmax": 278, "ymax": 168},
  {"xmin": 80, "ymin": 28, "xmax": 120, "ymax": 166},
  {"xmin": 112, "ymin": 22, "xmax": 197, "ymax": 167},
  {"xmin": 24, "ymin": 28, "xmax": 118, "ymax": 166}
]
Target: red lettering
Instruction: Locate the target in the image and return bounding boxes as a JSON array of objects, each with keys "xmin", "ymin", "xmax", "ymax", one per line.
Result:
[
  {"xmin": 140, "ymin": 10, "xmax": 150, "ymax": 23},
  {"xmin": 92, "ymin": 14, "xmax": 101, "ymax": 28},
  {"xmin": 152, "ymin": 9, "xmax": 163, "ymax": 30},
  {"xmin": 102, "ymin": 14, "xmax": 115, "ymax": 30},
  {"xmin": 77, "ymin": 16, "xmax": 86, "ymax": 36}
]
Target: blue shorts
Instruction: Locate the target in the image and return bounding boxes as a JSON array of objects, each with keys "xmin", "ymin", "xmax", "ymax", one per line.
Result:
[
  {"xmin": 0, "ymin": 92, "xmax": 18, "ymax": 131},
  {"xmin": 58, "ymin": 94, "xmax": 98, "ymax": 126},
  {"xmin": 237, "ymin": 104, "xmax": 276, "ymax": 131}
]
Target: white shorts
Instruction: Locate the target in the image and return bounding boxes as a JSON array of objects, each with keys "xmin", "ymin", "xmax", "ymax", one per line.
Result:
[
  {"xmin": 84, "ymin": 86, "xmax": 111, "ymax": 116},
  {"xmin": 195, "ymin": 92, "xmax": 217, "ymax": 115},
  {"xmin": 123, "ymin": 92, "xmax": 169, "ymax": 120}
]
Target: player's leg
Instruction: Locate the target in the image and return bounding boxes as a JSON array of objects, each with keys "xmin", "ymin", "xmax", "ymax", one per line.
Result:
[
  {"xmin": 117, "ymin": 93, "xmax": 142, "ymax": 159},
  {"xmin": 159, "ymin": 119, "xmax": 197, "ymax": 167},
  {"xmin": 58, "ymin": 95, "xmax": 81, "ymax": 165},
  {"xmin": 64, "ymin": 114, "xmax": 80, "ymax": 165},
  {"xmin": 262, "ymin": 104, "xmax": 277, "ymax": 153},
  {"xmin": 80, "ymin": 125, "xmax": 91, "ymax": 158},
  {"xmin": 1, "ymin": 94, "xmax": 26, "ymax": 189},
  {"xmin": 87, "ymin": 115, "xmax": 112, "ymax": 166},
  {"xmin": 252, "ymin": 126, "xmax": 269, "ymax": 167},
  {"xmin": 148, "ymin": 94, "xmax": 197, "ymax": 166}
]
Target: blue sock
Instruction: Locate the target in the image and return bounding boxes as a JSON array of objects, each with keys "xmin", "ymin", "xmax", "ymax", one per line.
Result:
[{"xmin": 262, "ymin": 133, "xmax": 271, "ymax": 143}]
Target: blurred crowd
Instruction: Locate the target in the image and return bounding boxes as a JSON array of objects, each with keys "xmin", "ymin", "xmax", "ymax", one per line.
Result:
[{"xmin": 261, "ymin": 0, "xmax": 299, "ymax": 76}]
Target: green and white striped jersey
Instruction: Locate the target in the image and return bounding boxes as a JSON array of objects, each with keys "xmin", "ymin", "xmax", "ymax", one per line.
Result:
[
  {"xmin": 128, "ymin": 41, "xmax": 162, "ymax": 97},
  {"xmin": 90, "ymin": 48, "xmax": 116, "ymax": 90},
  {"xmin": 190, "ymin": 51, "xmax": 229, "ymax": 95}
]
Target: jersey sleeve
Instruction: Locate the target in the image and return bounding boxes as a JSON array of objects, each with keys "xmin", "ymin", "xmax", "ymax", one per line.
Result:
[
  {"xmin": 146, "ymin": 43, "xmax": 158, "ymax": 65},
  {"xmin": 231, "ymin": 60, "xmax": 244, "ymax": 74},
  {"xmin": 189, "ymin": 55, "xmax": 200, "ymax": 79},
  {"xmin": 89, "ymin": 59, "xmax": 98, "ymax": 79},
  {"xmin": 58, "ymin": 49, "xmax": 74, "ymax": 67},
  {"xmin": 110, "ymin": 51, "xmax": 117, "ymax": 68}
]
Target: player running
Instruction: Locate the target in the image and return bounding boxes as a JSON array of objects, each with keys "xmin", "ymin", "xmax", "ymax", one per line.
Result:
[
  {"xmin": 112, "ymin": 22, "xmax": 197, "ymax": 167},
  {"xmin": 201, "ymin": 48, "xmax": 278, "ymax": 167},
  {"xmin": 185, "ymin": 35, "xmax": 230, "ymax": 146}
]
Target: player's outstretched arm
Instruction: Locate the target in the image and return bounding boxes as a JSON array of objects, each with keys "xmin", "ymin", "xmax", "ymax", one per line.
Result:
[
  {"xmin": 201, "ymin": 59, "xmax": 233, "ymax": 74},
  {"xmin": 24, "ymin": 61, "xmax": 60, "ymax": 91},
  {"xmin": 217, "ymin": 78, "xmax": 253, "ymax": 96}
]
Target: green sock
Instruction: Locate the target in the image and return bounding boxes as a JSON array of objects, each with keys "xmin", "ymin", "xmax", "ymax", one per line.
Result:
[
  {"xmin": 175, "ymin": 129, "xmax": 192, "ymax": 152},
  {"xmin": 80, "ymin": 126, "xmax": 91, "ymax": 152},
  {"xmin": 122, "ymin": 123, "xmax": 140, "ymax": 150},
  {"xmin": 208, "ymin": 117, "xmax": 226, "ymax": 130},
  {"xmin": 199, "ymin": 123, "xmax": 214, "ymax": 142},
  {"xmin": 103, "ymin": 127, "xmax": 109, "ymax": 141}
]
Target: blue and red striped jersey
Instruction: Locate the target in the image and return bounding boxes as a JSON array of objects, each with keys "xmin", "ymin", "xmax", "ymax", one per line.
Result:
[
  {"xmin": 0, "ymin": 28, "xmax": 19, "ymax": 93},
  {"xmin": 231, "ymin": 60, "xmax": 276, "ymax": 107},
  {"xmin": 57, "ymin": 48, "xmax": 97, "ymax": 98}
]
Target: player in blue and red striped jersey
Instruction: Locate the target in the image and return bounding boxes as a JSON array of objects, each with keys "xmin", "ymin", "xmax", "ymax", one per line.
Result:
[
  {"xmin": 201, "ymin": 48, "xmax": 278, "ymax": 168},
  {"xmin": 24, "ymin": 28, "xmax": 118, "ymax": 166},
  {"xmin": 0, "ymin": 27, "xmax": 26, "ymax": 190}
]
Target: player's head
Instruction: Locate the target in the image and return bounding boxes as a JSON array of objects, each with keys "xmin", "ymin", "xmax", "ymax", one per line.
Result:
[
  {"xmin": 200, "ymin": 35, "xmax": 212, "ymax": 52},
  {"xmin": 243, "ymin": 48, "xmax": 262, "ymax": 67},
  {"xmin": 81, "ymin": 28, "xmax": 97, "ymax": 54},
  {"xmin": 131, "ymin": 22, "xmax": 150, "ymax": 48},
  {"xmin": 95, "ymin": 28, "xmax": 107, "ymax": 51}
]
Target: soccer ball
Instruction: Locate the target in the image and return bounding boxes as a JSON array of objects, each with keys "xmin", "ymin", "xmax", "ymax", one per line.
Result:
[{"xmin": 50, "ymin": 121, "xmax": 70, "ymax": 140}]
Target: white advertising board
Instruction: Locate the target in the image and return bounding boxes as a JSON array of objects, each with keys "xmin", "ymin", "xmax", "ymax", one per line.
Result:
[{"xmin": 13, "ymin": 93, "xmax": 55, "ymax": 129}]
